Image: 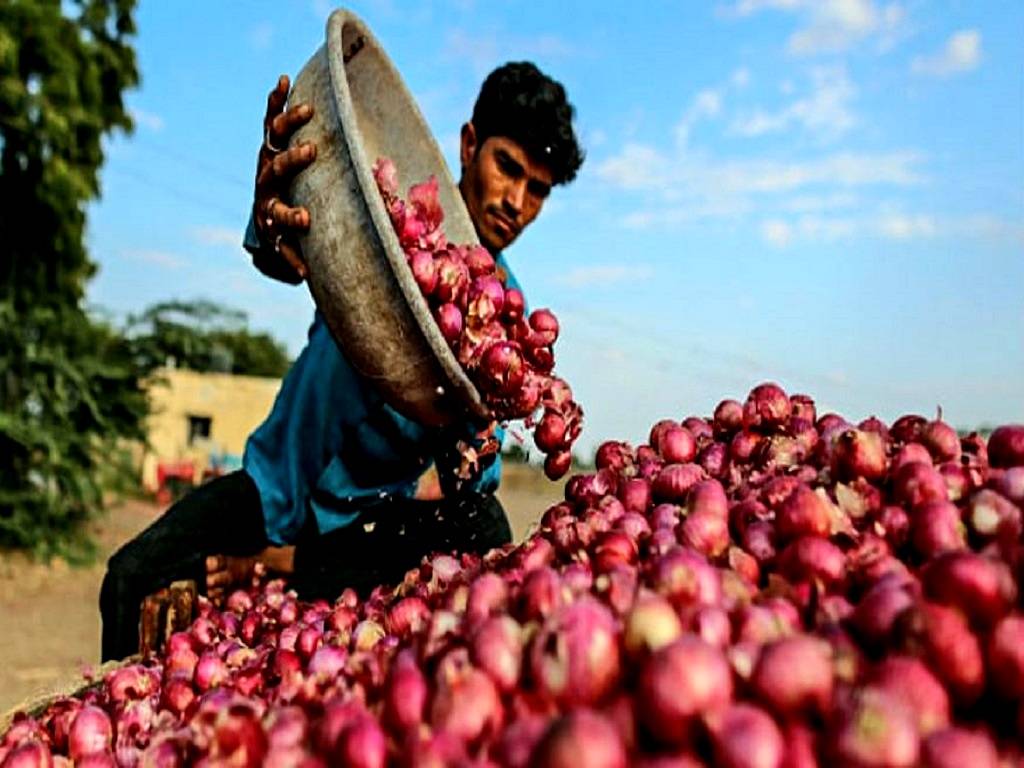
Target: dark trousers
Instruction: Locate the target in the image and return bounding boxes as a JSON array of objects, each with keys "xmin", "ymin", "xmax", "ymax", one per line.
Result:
[{"xmin": 99, "ymin": 470, "xmax": 512, "ymax": 661}]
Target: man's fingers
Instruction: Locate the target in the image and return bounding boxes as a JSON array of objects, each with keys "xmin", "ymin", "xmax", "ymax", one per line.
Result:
[
  {"xmin": 277, "ymin": 240, "xmax": 308, "ymax": 280},
  {"xmin": 264, "ymin": 74, "xmax": 290, "ymax": 128},
  {"xmin": 268, "ymin": 103, "xmax": 314, "ymax": 149},
  {"xmin": 255, "ymin": 143, "xmax": 316, "ymax": 192},
  {"xmin": 208, "ymin": 571, "xmax": 231, "ymax": 589}
]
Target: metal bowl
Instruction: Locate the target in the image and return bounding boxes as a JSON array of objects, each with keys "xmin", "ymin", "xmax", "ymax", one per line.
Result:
[{"xmin": 288, "ymin": 8, "xmax": 488, "ymax": 427}]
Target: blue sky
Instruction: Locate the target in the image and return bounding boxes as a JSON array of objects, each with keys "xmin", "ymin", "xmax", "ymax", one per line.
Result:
[{"xmin": 87, "ymin": 0, "xmax": 1023, "ymax": 455}]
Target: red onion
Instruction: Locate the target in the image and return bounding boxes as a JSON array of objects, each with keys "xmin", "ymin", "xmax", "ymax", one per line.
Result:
[
  {"xmin": 529, "ymin": 598, "xmax": 621, "ymax": 707},
  {"xmin": 623, "ymin": 593, "xmax": 683, "ymax": 658},
  {"xmin": 851, "ymin": 578, "xmax": 916, "ymax": 650},
  {"xmin": 471, "ymin": 615, "xmax": 523, "ymax": 692},
  {"xmin": 714, "ymin": 398, "xmax": 744, "ymax": 436},
  {"xmin": 988, "ymin": 424, "xmax": 1024, "ymax": 468},
  {"xmin": 682, "ymin": 416, "xmax": 713, "ymax": 442},
  {"xmin": 891, "ymin": 414, "xmax": 927, "ymax": 444},
  {"xmin": 67, "ymin": 707, "xmax": 112, "ymax": 763},
  {"xmin": 431, "ymin": 668, "xmax": 503, "ymax": 746},
  {"xmin": 832, "ymin": 429, "xmax": 887, "ymax": 481},
  {"xmin": 534, "ymin": 412, "xmax": 567, "ymax": 453},
  {"xmin": 966, "ymin": 488, "xmax": 1021, "ymax": 541},
  {"xmin": 517, "ymin": 566, "xmax": 564, "ymax": 622},
  {"xmin": 778, "ymin": 536, "xmax": 846, "ymax": 586},
  {"xmin": 532, "ymin": 710, "xmax": 627, "ymax": 768},
  {"xmin": 731, "ymin": 430, "xmax": 762, "ymax": 463},
  {"xmin": 775, "ymin": 485, "xmax": 831, "ymax": 541},
  {"xmin": 679, "ymin": 509, "xmax": 729, "ymax": 558},
  {"xmin": 743, "ymin": 382, "xmax": 792, "ymax": 433},
  {"xmin": 648, "ymin": 548, "xmax": 721, "ymax": 608},
  {"xmin": 697, "ymin": 441, "xmax": 730, "ymax": 478},
  {"xmin": 832, "ymin": 688, "xmax": 920, "ymax": 768},
  {"xmin": 909, "ymin": 500, "xmax": 966, "ymax": 558},
  {"xmin": 658, "ymin": 426, "xmax": 696, "ymax": 464},
  {"xmin": 895, "ymin": 601, "xmax": 985, "ymax": 706},
  {"xmin": 334, "ymin": 716, "xmax": 386, "ymax": 768},
  {"xmin": 544, "ymin": 450, "xmax": 573, "ymax": 480},
  {"xmin": 920, "ymin": 419, "xmax": 960, "ymax": 463},
  {"xmin": 922, "ymin": 550, "xmax": 1016, "ymax": 626},
  {"xmin": 652, "ymin": 463, "xmax": 706, "ymax": 503},
  {"xmin": 790, "ymin": 394, "xmax": 817, "ymax": 423},
  {"xmin": 986, "ymin": 614, "xmax": 1024, "ymax": 699},
  {"xmin": 920, "ymin": 727, "xmax": 999, "ymax": 768},
  {"xmin": 868, "ymin": 656, "xmax": 950, "ymax": 735},
  {"xmin": 708, "ymin": 703, "xmax": 785, "ymax": 768},
  {"xmin": 637, "ymin": 636, "xmax": 733, "ymax": 747},
  {"xmin": 751, "ymin": 635, "xmax": 834, "ymax": 720}
]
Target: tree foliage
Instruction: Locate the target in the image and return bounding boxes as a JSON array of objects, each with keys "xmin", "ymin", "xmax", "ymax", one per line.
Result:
[
  {"xmin": 0, "ymin": 0, "xmax": 145, "ymax": 557},
  {"xmin": 127, "ymin": 299, "xmax": 292, "ymax": 378}
]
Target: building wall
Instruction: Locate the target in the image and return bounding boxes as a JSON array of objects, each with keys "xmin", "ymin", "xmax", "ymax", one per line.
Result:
[{"xmin": 141, "ymin": 368, "xmax": 282, "ymax": 490}]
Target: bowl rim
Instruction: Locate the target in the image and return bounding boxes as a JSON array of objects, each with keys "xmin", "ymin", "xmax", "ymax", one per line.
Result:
[{"xmin": 324, "ymin": 8, "xmax": 490, "ymax": 422}]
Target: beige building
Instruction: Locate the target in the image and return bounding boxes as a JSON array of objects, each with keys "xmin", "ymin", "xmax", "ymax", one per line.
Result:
[{"xmin": 141, "ymin": 368, "xmax": 282, "ymax": 491}]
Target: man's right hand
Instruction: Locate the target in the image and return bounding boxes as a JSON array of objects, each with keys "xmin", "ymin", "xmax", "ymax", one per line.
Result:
[{"xmin": 254, "ymin": 74, "xmax": 317, "ymax": 281}]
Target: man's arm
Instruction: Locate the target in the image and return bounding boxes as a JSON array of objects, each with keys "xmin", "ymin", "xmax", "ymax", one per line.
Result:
[{"xmin": 247, "ymin": 75, "xmax": 318, "ymax": 283}]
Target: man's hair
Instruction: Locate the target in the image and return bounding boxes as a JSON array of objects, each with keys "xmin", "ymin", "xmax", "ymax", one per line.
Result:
[{"xmin": 471, "ymin": 61, "xmax": 584, "ymax": 186}]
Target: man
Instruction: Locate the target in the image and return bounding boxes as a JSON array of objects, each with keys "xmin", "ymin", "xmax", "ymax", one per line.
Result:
[{"xmin": 99, "ymin": 61, "xmax": 584, "ymax": 661}]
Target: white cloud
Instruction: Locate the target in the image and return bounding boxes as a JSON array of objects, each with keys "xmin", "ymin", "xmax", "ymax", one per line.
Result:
[
  {"xmin": 911, "ymin": 29, "xmax": 982, "ymax": 77},
  {"xmin": 131, "ymin": 108, "xmax": 164, "ymax": 132},
  {"xmin": 122, "ymin": 249, "xmax": 186, "ymax": 270},
  {"xmin": 725, "ymin": 0, "xmax": 908, "ymax": 55},
  {"xmin": 555, "ymin": 265, "xmax": 655, "ymax": 288},
  {"xmin": 759, "ymin": 211, "xmax": 937, "ymax": 246},
  {"xmin": 877, "ymin": 213, "xmax": 936, "ymax": 239},
  {"xmin": 191, "ymin": 226, "xmax": 243, "ymax": 249},
  {"xmin": 249, "ymin": 22, "xmax": 274, "ymax": 51},
  {"xmin": 674, "ymin": 88, "xmax": 723, "ymax": 147},
  {"xmin": 443, "ymin": 29, "xmax": 574, "ymax": 78},
  {"xmin": 761, "ymin": 219, "xmax": 793, "ymax": 247},
  {"xmin": 787, "ymin": 0, "xmax": 905, "ymax": 55},
  {"xmin": 597, "ymin": 148, "xmax": 925, "ymax": 197},
  {"xmin": 731, "ymin": 66, "xmax": 856, "ymax": 140},
  {"xmin": 729, "ymin": 0, "xmax": 803, "ymax": 16},
  {"xmin": 731, "ymin": 67, "xmax": 751, "ymax": 88}
]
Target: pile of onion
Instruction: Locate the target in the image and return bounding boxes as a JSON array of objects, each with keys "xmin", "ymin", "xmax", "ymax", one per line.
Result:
[
  {"xmin": 373, "ymin": 158, "xmax": 582, "ymax": 480},
  {"xmin": 2, "ymin": 384, "xmax": 1022, "ymax": 768}
]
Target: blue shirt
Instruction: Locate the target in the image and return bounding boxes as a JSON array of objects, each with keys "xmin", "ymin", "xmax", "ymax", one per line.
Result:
[{"xmin": 242, "ymin": 220, "xmax": 513, "ymax": 545}]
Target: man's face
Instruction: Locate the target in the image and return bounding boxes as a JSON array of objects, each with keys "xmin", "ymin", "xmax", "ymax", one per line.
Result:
[{"xmin": 458, "ymin": 123, "xmax": 554, "ymax": 253}]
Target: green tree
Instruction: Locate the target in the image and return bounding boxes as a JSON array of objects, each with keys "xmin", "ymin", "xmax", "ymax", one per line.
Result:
[
  {"xmin": 128, "ymin": 300, "xmax": 291, "ymax": 378},
  {"xmin": 0, "ymin": 1, "xmax": 146, "ymax": 557}
]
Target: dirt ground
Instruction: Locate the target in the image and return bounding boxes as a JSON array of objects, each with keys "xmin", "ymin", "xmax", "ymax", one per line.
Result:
[{"xmin": 0, "ymin": 463, "xmax": 562, "ymax": 714}]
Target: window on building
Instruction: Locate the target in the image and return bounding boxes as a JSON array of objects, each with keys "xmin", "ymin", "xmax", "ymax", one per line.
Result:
[{"xmin": 187, "ymin": 415, "xmax": 212, "ymax": 446}]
